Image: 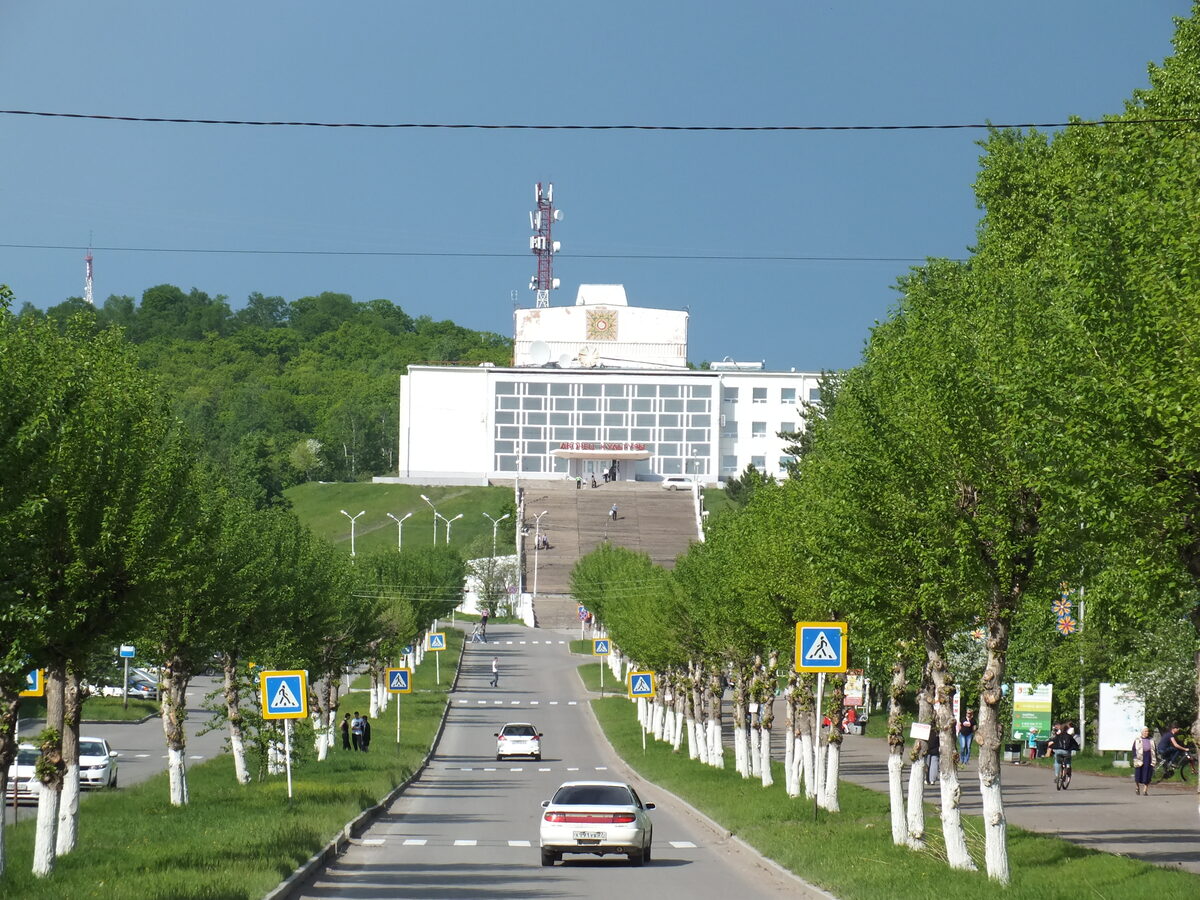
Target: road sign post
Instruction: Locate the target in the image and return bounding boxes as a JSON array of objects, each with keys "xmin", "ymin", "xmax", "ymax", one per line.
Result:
[
  {"xmin": 260, "ymin": 670, "xmax": 308, "ymax": 800},
  {"xmin": 385, "ymin": 667, "xmax": 413, "ymax": 745},
  {"xmin": 119, "ymin": 645, "xmax": 135, "ymax": 710},
  {"xmin": 426, "ymin": 632, "xmax": 446, "ymax": 684},
  {"xmin": 592, "ymin": 639, "xmax": 610, "ymax": 692},
  {"xmin": 628, "ymin": 671, "xmax": 656, "ymax": 753},
  {"xmin": 19, "ymin": 669, "xmax": 44, "ymax": 698},
  {"xmin": 794, "ymin": 622, "xmax": 848, "ymax": 820}
]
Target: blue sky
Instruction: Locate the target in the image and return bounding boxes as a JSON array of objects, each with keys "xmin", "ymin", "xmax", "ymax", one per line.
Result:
[{"xmin": 1, "ymin": 2, "xmax": 1192, "ymax": 371}]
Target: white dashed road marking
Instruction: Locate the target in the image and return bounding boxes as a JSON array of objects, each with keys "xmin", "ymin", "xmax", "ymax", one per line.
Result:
[
  {"xmin": 454, "ymin": 839, "xmax": 477, "ymax": 846},
  {"xmin": 509, "ymin": 840, "xmax": 531, "ymax": 847},
  {"xmin": 670, "ymin": 841, "xmax": 698, "ymax": 849},
  {"xmin": 403, "ymin": 839, "xmax": 427, "ymax": 846}
]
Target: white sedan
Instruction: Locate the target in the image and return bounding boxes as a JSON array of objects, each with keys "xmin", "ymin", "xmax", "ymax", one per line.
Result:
[
  {"xmin": 539, "ymin": 781, "xmax": 654, "ymax": 866},
  {"xmin": 495, "ymin": 722, "xmax": 542, "ymax": 760},
  {"xmin": 6, "ymin": 737, "xmax": 117, "ymax": 802}
]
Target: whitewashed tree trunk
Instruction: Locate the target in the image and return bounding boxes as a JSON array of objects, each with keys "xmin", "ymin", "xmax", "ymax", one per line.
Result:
[
  {"xmin": 887, "ymin": 650, "xmax": 910, "ymax": 845},
  {"xmin": 748, "ymin": 715, "xmax": 760, "ymax": 777},
  {"xmin": 33, "ymin": 783, "xmax": 59, "ymax": 877},
  {"xmin": 733, "ymin": 721, "xmax": 747, "ymax": 776},
  {"xmin": 760, "ymin": 723, "xmax": 773, "ymax": 788},
  {"xmin": 160, "ymin": 659, "xmax": 191, "ymax": 807},
  {"xmin": 223, "ymin": 656, "xmax": 251, "ymax": 785},
  {"xmin": 167, "ymin": 747, "xmax": 190, "ymax": 806},
  {"xmin": 978, "ymin": 604, "xmax": 1012, "ymax": 884},
  {"xmin": 56, "ymin": 669, "xmax": 82, "ymax": 856},
  {"xmin": 708, "ymin": 669, "xmax": 725, "ymax": 768},
  {"xmin": 887, "ymin": 751, "xmax": 907, "ymax": 846},
  {"xmin": 924, "ymin": 627, "xmax": 977, "ymax": 871},
  {"xmin": 822, "ymin": 739, "xmax": 841, "ymax": 811},
  {"xmin": 783, "ymin": 681, "xmax": 797, "ymax": 796},
  {"xmin": 905, "ymin": 759, "xmax": 927, "ymax": 849},
  {"xmin": 314, "ymin": 711, "xmax": 328, "ymax": 760},
  {"xmin": 368, "ymin": 671, "xmax": 380, "ymax": 718},
  {"xmin": 56, "ymin": 766, "xmax": 79, "ymax": 856},
  {"xmin": 799, "ymin": 731, "xmax": 815, "ymax": 799},
  {"xmin": 653, "ymin": 699, "xmax": 667, "ymax": 741}
]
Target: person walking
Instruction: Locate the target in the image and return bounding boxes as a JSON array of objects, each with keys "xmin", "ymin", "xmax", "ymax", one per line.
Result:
[
  {"xmin": 361, "ymin": 715, "xmax": 372, "ymax": 753},
  {"xmin": 490, "ymin": 656, "xmax": 499, "ymax": 687},
  {"xmin": 1133, "ymin": 726, "xmax": 1157, "ymax": 795},
  {"xmin": 340, "ymin": 713, "xmax": 351, "ymax": 750},
  {"xmin": 610, "ymin": 503, "xmax": 618, "ymax": 521},
  {"xmin": 925, "ymin": 728, "xmax": 941, "ymax": 784},
  {"xmin": 958, "ymin": 709, "xmax": 976, "ymax": 765},
  {"xmin": 350, "ymin": 711, "xmax": 364, "ymax": 751}
]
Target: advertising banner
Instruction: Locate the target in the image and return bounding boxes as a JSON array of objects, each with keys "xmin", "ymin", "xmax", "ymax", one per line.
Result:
[
  {"xmin": 1011, "ymin": 683, "xmax": 1053, "ymax": 741},
  {"xmin": 844, "ymin": 670, "xmax": 865, "ymax": 707},
  {"xmin": 1098, "ymin": 682, "xmax": 1145, "ymax": 752}
]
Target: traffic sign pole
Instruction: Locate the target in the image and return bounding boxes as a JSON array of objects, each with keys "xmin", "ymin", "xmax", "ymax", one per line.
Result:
[
  {"xmin": 123, "ymin": 657, "xmax": 129, "ymax": 711},
  {"xmin": 284, "ymin": 719, "xmax": 294, "ymax": 801}
]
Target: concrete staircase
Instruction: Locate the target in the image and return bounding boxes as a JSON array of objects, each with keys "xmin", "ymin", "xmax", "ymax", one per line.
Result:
[{"xmin": 515, "ymin": 480, "xmax": 699, "ymax": 629}]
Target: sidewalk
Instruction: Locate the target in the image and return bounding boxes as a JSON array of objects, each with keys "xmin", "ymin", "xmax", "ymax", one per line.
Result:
[{"xmin": 835, "ymin": 731, "xmax": 1199, "ymax": 874}]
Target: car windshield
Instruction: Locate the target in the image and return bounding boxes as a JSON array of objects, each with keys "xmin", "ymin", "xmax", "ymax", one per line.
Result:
[
  {"xmin": 16, "ymin": 749, "xmax": 39, "ymax": 766},
  {"xmin": 79, "ymin": 741, "xmax": 107, "ymax": 757},
  {"xmin": 504, "ymin": 725, "xmax": 536, "ymax": 737},
  {"xmin": 552, "ymin": 785, "xmax": 634, "ymax": 806}
]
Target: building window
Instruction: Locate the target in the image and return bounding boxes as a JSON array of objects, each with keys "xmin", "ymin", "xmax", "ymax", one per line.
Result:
[
  {"xmin": 685, "ymin": 428, "xmax": 707, "ymax": 442},
  {"xmin": 779, "ymin": 455, "xmax": 797, "ymax": 470},
  {"xmin": 500, "ymin": 396, "xmax": 520, "ymax": 410},
  {"xmin": 751, "ymin": 455, "xmax": 766, "ymax": 470},
  {"xmin": 809, "ymin": 387, "xmax": 822, "ymax": 402},
  {"xmin": 550, "ymin": 412, "xmax": 570, "ymax": 426},
  {"xmin": 780, "ymin": 422, "xmax": 795, "ymax": 434},
  {"xmin": 496, "ymin": 382, "xmax": 516, "ymax": 395},
  {"xmin": 495, "ymin": 411, "xmax": 515, "ymax": 424},
  {"xmin": 607, "ymin": 398, "xmax": 629, "ymax": 412},
  {"xmin": 550, "ymin": 382, "xmax": 570, "ymax": 396},
  {"xmin": 659, "ymin": 443, "xmax": 679, "ymax": 457},
  {"xmin": 581, "ymin": 383, "xmax": 602, "ymax": 397},
  {"xmin": 631, "ymin": 428, "xmax": 652, "ymax": 441},
  {"xmin": 662, "ymin": 429, "xmax": 683, "ymax": 442},
  {"xmin": 604, "ymin": 383, "xmax": 625, "ymax": 397},
  {"xmin": 631, "ymin": 397, "xmax": 653, "ymax": 412},
  {"xmin": 497, "ymin": 455, "xmax": 518, "ymax": 471},
  {"xmin": 752, "ymin": 387, "xmax": 767, "ymax": 404},
  {"xmin": 521, "ymin": 456, "xmax": 543, "ymax": 472},
  {"xmin": 752, "ymin": 421, "xmax": 767, "ymax": 438},
  {"xmin": 660, "ymin": 385, "xmax": 680, "ymax": 398},
  {"xmin": 686, "ymin": 398, "xmax": 708, "ymax": 413},
  {"xmin": 723, "ymin": 387, "xmax": 738, "ymax": 403},
  {"xmin": 521, "ymin": 396, "xmax": 544, "ymax": 410},
  {"xmin": 661, "ymin": 458, "xmax": 683, "ymax": 474},
  {"xmin": 690, "ymin": 385, "xmax": 712, "ymax": 398},
  {"xmin": 527, "ymin": 382, "xmax": 548, "ymax": 395},
  {"xmin": 721, "ymin": 454, "xmax": 738, "ymax": 472},
  {"xmin": 636, "ymin": 384, "xmax": 657, "ymax": 397},
  {"xmin": 781, "ymin": 387, "xmax": 796, "ymax": 404}
]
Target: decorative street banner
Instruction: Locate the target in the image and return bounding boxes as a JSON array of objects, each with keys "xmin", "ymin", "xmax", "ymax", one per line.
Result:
[
  {"xmin": 1011, "ymin": 682, "xmax": 1053, "ymax": 741},
  {"xmin": 1098, "ymin": 682, "xmax": 1145, "ymax": 752}
]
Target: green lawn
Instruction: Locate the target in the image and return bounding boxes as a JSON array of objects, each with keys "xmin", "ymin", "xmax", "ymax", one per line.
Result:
[
  {"xmin": 285, "ymin": 481, "xmax": 514, "ymax": 556},
  {"xmin": 0, "ymin": 631, "xmax": 463, "ymax": 900},
  {"xmin": 19, "ymin": 695, "xmax": 160, "ymax": 723},
  {"xmin": 592, "ymin": 695, "xmax": 1200, "ymax": 899}
]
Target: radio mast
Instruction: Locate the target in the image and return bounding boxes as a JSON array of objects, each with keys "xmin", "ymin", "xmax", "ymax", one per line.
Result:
[
  {"xmin": 528, "ymin": 182, "xmax": 562, "ymax": 308},
  {"xmin": 83, "ymin": 245, "xmax": 95, "ymax": 306}
]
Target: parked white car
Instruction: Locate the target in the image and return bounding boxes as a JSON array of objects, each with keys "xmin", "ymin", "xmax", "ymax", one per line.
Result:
[
  {"xmin": 661, "ymin": 475, "xmax": 693, "ymax": 491},
  {"xmin": 539, "ymin": 781, "xmax": 654, "ymax": 866},
  {"xmin": 5, "ymin": 736, "xmax": 118, "ymax": 803}
]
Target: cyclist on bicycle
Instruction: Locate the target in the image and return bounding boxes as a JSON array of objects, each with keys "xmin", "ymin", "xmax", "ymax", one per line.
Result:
[
  {"xmin": 1158, "ymin": 725, "xmax": 1187, "ymax": 769},
  {"xmin": 1045, "ymin": 723, "xmax": 1078, "ymax": 786}
]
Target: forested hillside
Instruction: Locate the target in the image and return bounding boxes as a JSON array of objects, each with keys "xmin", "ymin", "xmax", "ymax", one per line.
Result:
[{"xmin": 15, "ymin": 287, "xmax": 511, "ymax": 503}]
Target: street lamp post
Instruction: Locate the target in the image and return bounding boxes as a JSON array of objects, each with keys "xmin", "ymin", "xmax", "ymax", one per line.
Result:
[
  {"xmin": 386, "ymin": 511, "xmax": 413, "ymax": 552},
  {"xmin": 339, "ymin": 509, "xmax": 366, "ymax": 557},
  {"xmin": 482, "ymin": 512, "xmax": 511, "ymax": 557},
  {"xmin": 444, "ymin": 513, "xmax": 463, "ymax": 544},
  {"xmin": 420, "ymin": 494, "xmax": 438, "ymax": 545},
  {"xmin": 532, "ymin": 510, "xmax": 549, "ymax": 599}
]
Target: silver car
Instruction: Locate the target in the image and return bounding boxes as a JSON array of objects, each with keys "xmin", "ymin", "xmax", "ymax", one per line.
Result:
[
  {"xmin": 539, "ymin": 781, "xmax": 654, "ymax": 866},
  {"xmin": 78, "ymin": 736, "xmax": 118, "ymax": 789}
]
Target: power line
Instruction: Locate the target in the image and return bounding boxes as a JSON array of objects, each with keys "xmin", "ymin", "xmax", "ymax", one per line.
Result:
[
  {"xmin": 2, "ymin": 109, "xmax": 1198, "ymax": 131},
  {"xmin": 0, "ymin": 242, "xmax": 947, "ymax": 264}
]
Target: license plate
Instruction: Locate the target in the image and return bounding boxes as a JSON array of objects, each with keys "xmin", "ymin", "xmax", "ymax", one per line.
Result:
[{"xmin": 573, "ymin": 830, "xmax": 605, "ymax": 840}]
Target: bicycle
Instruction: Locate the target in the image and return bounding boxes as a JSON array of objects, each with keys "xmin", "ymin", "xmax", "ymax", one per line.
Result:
[
  {"xmin": 1155, "ymin": 746, "xmax": 1198, "ymax": 784},
  {"xmin": 1054, "ymin": 751, "xmax": 1072, "ymax": 790}
]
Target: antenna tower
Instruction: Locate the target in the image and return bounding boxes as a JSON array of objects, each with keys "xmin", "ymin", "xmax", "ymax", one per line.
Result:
[
  {"xmin": 83, "ymin": 245, "xmax": 95, "ymax": 306},
  {"xmin": 528, "ymin": 182, "xmax": 562, "ymax": 308}
]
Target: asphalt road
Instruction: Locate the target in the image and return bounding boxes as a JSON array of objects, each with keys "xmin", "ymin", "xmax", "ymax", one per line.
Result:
[
  {"xmin": 297, "ymin": 624, "xmax": 824, "ymax": 900},
  {"xmin": 7, "ymin": 675, "xmax": 232, "ymax": 824}
]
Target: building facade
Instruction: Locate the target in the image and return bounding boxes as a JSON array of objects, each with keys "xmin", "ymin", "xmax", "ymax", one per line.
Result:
[{"xmin": 392, "ymin": 286, "xmax": 820, "ymax": 486}]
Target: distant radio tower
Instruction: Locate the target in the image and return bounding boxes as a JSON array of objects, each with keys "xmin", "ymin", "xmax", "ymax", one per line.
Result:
[
  {"xmin": 83, "ymin": 246, "xmax": 95, "ymax": 306},
  {"xmin": 528, "ymin": 182, "xmax": 562, "ymax": 308}
]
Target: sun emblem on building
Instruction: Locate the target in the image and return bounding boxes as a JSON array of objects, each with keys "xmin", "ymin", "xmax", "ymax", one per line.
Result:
[{"xmin": 586, "ymin": 308, "xmax": 618, "ymax": 341}]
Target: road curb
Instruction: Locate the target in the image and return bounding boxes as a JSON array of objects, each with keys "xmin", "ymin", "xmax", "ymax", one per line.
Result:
[{"xmin": 262, "ymin": 642, "xmax": 467, "ymax": 900}]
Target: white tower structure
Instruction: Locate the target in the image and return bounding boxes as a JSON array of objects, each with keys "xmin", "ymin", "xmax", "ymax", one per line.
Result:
[
  {"xmin": 529, "ymin": 182, "xmax": 562, "ymax": 308},
  {"xmin": 83, "ymin": 246, "xmax": 94, "ymax": 306}
]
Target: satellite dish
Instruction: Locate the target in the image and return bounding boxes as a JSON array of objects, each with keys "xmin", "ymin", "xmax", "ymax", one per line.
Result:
[
  {"xmin": 578, "ymin": 346, "xmax": 601, "ymax": 368},
  {"xmin": 557, "ymin": 353, "xmax": 573, "ymax": 368},
  {"xmin": 530, "ymin": 341, "xmax": 551, "ymax": 366}
]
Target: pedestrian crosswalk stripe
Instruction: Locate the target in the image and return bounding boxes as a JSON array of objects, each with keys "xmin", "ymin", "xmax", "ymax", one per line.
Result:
[
  {"xmin": 567, "ymin": 767, "xmax": 579, "ymax": 771},
  {"xmin": 454, "ymin": 839, "xmax": 477, "ymax": 846},
  {"xmin": 361, "ymin": 838, "xmax": 385, "ymax": 846},
  {"xmin": 403, "ymin": 839, "xmax": 427, "ymax": 846},
  {"xmin": 511, "ymin": 700, "xmax": 520, "ymax": 704},
  {"xmin": 189, "ymin": 755, "xmax": 204, "ymax": 760},
  {"xmin": 509, "ymin": 840, "xmax": 531, "ymax": 847},
  {"xmin": 595, "ymin": 766, "xmax": 607, "ymax": 770},
  {"xmin": 530, "ymin": 700, "xmax": 539, "ymax": 704},
  {"xmin": 670, "ymin": 841, "xmax": 697, "ymax": 849},
  {"xmin": 462, "ymin": 767, "xmax": 473, "ymax": 771},
  {"xmin": 135, "ymin": 753, "xmax": 150, "ymax": 758},
  {"xmin": 568, "ymin": 701, "xmax": 577, "ymax": 705},
  {"xmin": 549, "ymin": 701, "xmax": 558, "ymax": 705},
  {"xmin": 484, "ymin": 767, "xmax": 496, "ymax": 771},
  {"xmin": 538, "ymin": 767, "xmax": 551, "ymax": 772},
  {"xmin": 510, "ymin": 767, "xmax": 523, "ymax": 772}
]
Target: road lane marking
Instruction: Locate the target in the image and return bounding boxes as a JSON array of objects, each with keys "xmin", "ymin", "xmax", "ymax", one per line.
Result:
[
  {"xmin": 510, "ymin": 768, "xmax": 524, "ymax": 772},
  {"xmin": 670, "ymin": 841, "xmax": 698, "ymax": 848},
  {"xmin": 135, "ymin": 754, "xmax": 150, "ymax": 758},
  {"xmin": 361, "ymin": 838, "xmax": 385, "ymax": 846},
  {"xmin": 403, "ymin": 839, "xmax": 427, "ymax": 846},
  {"xmin": 595, "ymin": 766, "xmax": 608, "ymax": 771},
  {"xmin": 454, "ymin": 839, "xmax": 477, "ymax": 846},
  {"xmin": 567, "ymin": 767, "xmax": 579, "ymax": 771},
  {"xmin": 568, "ymin": 701, "xmax": 577, "ymax": 705},
  {"xmin": 509, "ymin": 840, "xmax": 531, "ymax": 847},
  {"xmin": 530, "ymin": 700, "xmax": 539, "ymax": 705},
  {"xmin": 538, "ymin": 767, "xmax": 551, "ymax": 772},
  {"xmin": 484, "ymin": 767, "xmax": 497, "ymax": 772}
]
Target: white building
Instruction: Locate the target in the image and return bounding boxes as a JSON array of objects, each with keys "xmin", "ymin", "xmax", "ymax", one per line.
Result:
[{"xmin": 391, "ymin": 285, "xmax": 821, "ymax": 486}]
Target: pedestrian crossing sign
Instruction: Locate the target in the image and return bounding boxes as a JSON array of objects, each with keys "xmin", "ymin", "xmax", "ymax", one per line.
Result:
[
  {"xmin": 386, "ymin": 667, "xmax": 412, "ymax": 693},
  {"xmin": 592, "ymin": 639, "xmax": 610, "ymax": 656},
  {"xmin": 426, "ymin": 632, "xmax": 446, "ymax": 651},
  {"xmin": 795, "ymin": 622, "xmax": 848, "ymax": 673},
  {"xmin": 260, "ymin": 670, "xmax": 308, "ymax": 719},
  {"xmin": 20, "ymin": 669, "xmax": 44, "ymax": 697},
  {"xmin": 628, "ymin": 671, "xmax": 656, "ymax": 698}
]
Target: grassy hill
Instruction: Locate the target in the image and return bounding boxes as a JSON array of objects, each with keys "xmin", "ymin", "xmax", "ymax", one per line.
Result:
[{"xmin": 285, "ymin": 482, "xmax": 516, "ymax": 557}]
